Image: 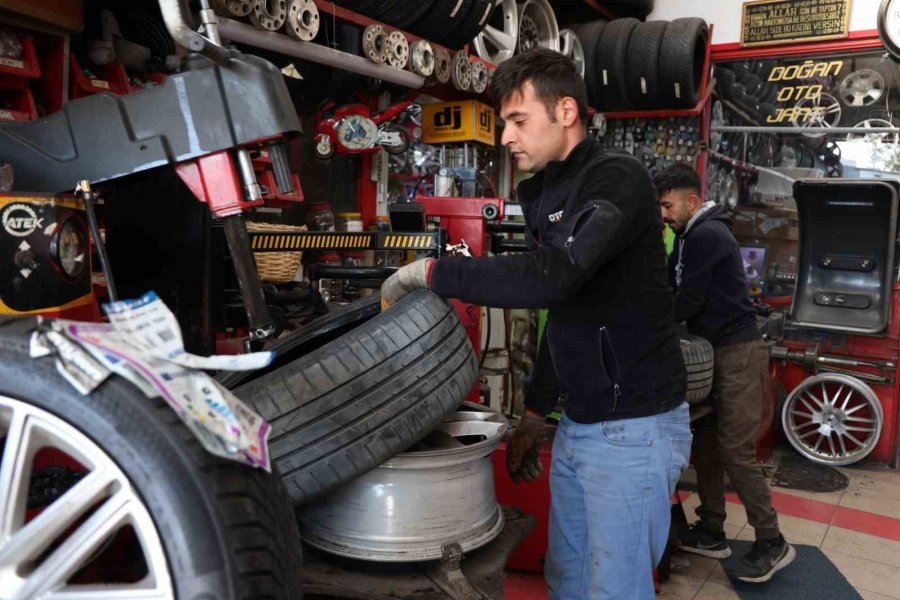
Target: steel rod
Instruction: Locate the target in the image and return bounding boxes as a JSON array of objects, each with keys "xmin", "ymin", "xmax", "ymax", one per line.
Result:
[
  {"xmin": 218, "ymin": 18, "xmax": 425, "ymax": 89},
  {"xmin": 711, "ymin": 125, "xmax": 900, "ymax": 134}
]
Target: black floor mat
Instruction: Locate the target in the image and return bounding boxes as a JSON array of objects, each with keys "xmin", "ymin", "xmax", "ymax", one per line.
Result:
[
  {"xmin": 772, "ymin": 448, "xmax": 849, "ymax": 493},
  {"xmin": 723, "ymin": 541, "xmax": 860, "ymax": 600}
]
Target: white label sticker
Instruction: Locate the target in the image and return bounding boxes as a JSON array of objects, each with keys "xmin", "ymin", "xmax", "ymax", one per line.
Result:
[
  {"xmin": 641, "ymin": 77, "xmax": 647, "ymax": 95},
  {"xmin": 0, "ymin": 110, "xmax": 14, "ymax": 121},
  {"xmin": 674, "ymin": 82, "xmax": 681, "ymax": 99},
  {"xmin": 91, "ymin": 79, "xmax": 110, "ymax": 90},
  {"xmin": 450, "ymin": 0, "xmax": 464, "ymax": 17},
  {"xmin": 0, "ymin": 57, "xmax": 25, "ymax": 69},
  {"xmin": 602, "ymin": 70, "xmax": 608, "ymax": 86}
]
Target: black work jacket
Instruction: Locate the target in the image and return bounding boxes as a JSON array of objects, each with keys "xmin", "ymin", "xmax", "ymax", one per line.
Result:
[{"xmin": 430, "ymin": 136, "xmax": 686, "ymax": 423}]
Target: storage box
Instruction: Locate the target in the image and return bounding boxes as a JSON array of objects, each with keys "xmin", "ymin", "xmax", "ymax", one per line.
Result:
[{"xmin": 422, "ymin": 100, "xmax": 495, "ymax": 146}]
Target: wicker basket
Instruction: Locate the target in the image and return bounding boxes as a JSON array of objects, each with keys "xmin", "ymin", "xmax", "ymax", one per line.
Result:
[{"xmin": 245, "ymin": 221, "xmax": 307, "ymax": 284}]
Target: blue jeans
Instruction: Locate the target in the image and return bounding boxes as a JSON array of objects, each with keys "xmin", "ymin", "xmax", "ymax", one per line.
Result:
[{"xmin": 545, "ymin": 402, "xmax": 692, "ymax": 600}]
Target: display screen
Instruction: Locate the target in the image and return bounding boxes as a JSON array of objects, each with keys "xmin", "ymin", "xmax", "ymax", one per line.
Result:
[{"xmin": 740, "ymin": 246, "xmax": 767, "ymax": 285}]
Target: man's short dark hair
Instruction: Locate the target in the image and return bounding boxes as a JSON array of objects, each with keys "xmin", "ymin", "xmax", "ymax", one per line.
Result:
[
  {"xmin": 489, "ymin": 48, "xmax": 588, "ymax": 124},
  {"xmin": 653, "ymin": 162, "xmax": 701, "ymax": 197}
]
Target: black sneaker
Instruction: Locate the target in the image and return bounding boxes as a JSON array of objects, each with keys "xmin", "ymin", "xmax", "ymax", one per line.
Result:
[
  {"xmin": 677, "ymin": 523, "xmax": 732, "ymax": 559},
  {"xmin": 728, "ymin": 535, "xmax": 796, "ymax": 583}
]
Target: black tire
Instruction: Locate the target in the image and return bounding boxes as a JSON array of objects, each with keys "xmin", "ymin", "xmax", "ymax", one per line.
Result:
[
  {"xmin": 234, "ymin": 290, "xmax": 478, "ymax": 504},
  {"xmin": 601, "ymin": 0, "xmax": 655, "ymax": 19},
  {"xmin": 409, "ymin": 0, "xmax": 472, "ymax": 45},
  {"xmin": 714, "ymin": 67, "xmax": 736, "ymax": 100},
  {"xmin": 596, "ymin": 17, "xmax": 639, "ymax": 111},
  {"xmin": 442, "ymin": 0, "xmax": 494, "ymax": 49},
  {"xmin": 574, "ymin": 20, "xmax": 607, "ymax": 109},
  {"xmin": 659, "ymin": 17, "xmax": 709, "ymax": 108},
  {"xmin": 372, "ymin": 0, "xmax": 435, "ymax": 28},
  {"xmin": 625, "ymin": 20, "xmax": 668, "ymax": 109},
  {"xmin": 680, "ymin": 333, "xmax": 714, "ymax": 404},
  {"xmin": 0, "ymin": 317, "xmax": 303, "ymax": 600}
]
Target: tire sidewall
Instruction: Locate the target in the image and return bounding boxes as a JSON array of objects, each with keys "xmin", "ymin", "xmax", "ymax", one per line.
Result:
[{"xmin": 0, "ymin": 329, "xmax": 261, "ymax": 600}]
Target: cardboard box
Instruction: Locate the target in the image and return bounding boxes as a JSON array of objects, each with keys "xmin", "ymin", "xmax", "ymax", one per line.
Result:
[
  {"xmin": 422, "ymin": 100, "xmax": 495, "ymax": 146},
  {"xmin": 731, "ymin": 206, "xmax": 799, "ymax": 241}
]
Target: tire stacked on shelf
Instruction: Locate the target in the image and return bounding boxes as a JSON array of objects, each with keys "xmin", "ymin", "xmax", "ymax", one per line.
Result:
[{"xmin": 572, "ymin": 17, "xmax": 709, "ymax": 112}]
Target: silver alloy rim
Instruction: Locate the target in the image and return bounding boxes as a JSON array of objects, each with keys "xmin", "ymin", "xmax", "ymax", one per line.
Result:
[
  {"xmin": 782, "ymin": 373, "xmax": 884, "ymax": 466},
  {"xmin": 285, "ymin": 0, "xmax": 319, "ymax": 41},
  {"xmin": 847, "ymin": 118, "xmax": 900, "ymax": 145},
  {"xmin": 558, "ymin": 29, "xmax": 584, "ymax": 78},
  {"xmin": 516, "ymin": 0, "xmax": 559, "ymax": 54},
  {"xmin": 838, "ymin": 69, "xmax": 885, "ymax": 107},
  {"xmin": 0, "ymin": 395, "xmax": 173, "ymax": 599},
  {"xmin": 710, "ymin": 100, "xmax": 724, "ymax": 152},
  {"xmin": 472, "ymin": 0, "xmax": 518, "ymax": 64},
  {"xmin": 793, "ymin": 92, "xmax": 841, "ymax": 138}
]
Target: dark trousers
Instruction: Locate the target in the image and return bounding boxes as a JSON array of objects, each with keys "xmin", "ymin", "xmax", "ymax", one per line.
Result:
[{"xmin": 693, "ymin": 338, "xmax": 781, "ymax": 540}]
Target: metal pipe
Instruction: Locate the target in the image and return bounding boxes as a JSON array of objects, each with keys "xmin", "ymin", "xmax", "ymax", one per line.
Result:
[
  {"xmin": 158, "ymin": 0, "xmax": 229, "ymax": 65},
  {"xmin": 818, "ymin": 366, "xmax": 893, "ymax": 384},
  {"xmin": 217, "ymin": 18, "xmax": 425, "ymax": 89},
  {"xmin": 221, "ymin": 215, "xmax": 273, "ymax": 343},
  {"xmin": 236, "ymin": 149, "xmax": 262, "ymax": 201},
  {"xmin": 78, "ymin": 181, "xmax": 118, "ymax": 302},
  {"xmin": 711, "ymin": 125, "xmax": 900, "ymax": 134},
  {"xmin": 309, "ymin": 266, "xmax": 396, "ymax": 280}
]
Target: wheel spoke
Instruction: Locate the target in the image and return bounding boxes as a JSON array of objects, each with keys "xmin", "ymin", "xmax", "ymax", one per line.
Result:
[
  {"xmin": 0, "ymin": 410, "xmax": 29, "ymax": 543},
  {"xmin": 790, "ymin": 409, "xmax": 814, "ymax": 419},
  {"xmin": 482, "ymin": 25, "xmax": 515, "ymax": 56},
  {"xmin": 844, "ymin": 425, "xmax": 876, "ymax": 433},
  {"xmin": 846, "ymin": 415, "xmax": 876, "ymax": 423},
  {"xmin": 0, "ymin": 468, "xmax": 117, "ymax": 567},
  {"xmin": 827, "ymin": 434, "xmax": 837, "ymax": 456},
  {"xmin": 812, "ymin": 434, "xmax": 825, "ymax": 451},
  {"xmin": 844, "ymin": 403, "xmax": 868, "ymax": 416},
  {"xmin": 46, "ymin": 583, "xmax": 173, "ymax": 600},
  {"xmin": 802, "ymin": 390, "xmax": 825, "ymax": 408},
  {"xmin": 798, "ymin": 395, "xmax": 821, "ymax": 415},
  {"xmin": 837, "ymin": 434, "xmax": 848, "ymax": 457},
  {"xmin": 844, "ymin": 432, "xmax": 866, "ymax": 447},
  {"xmin": 16, "ymin": 488, "xmax": 135, "ymax": 599},
  {"xmin": 840, "ymin": 388, "xmax": 854, "ymax": 411},
  {"xmin": 831, "ymin": 385, "xmax": 844, "ymax": 406}
]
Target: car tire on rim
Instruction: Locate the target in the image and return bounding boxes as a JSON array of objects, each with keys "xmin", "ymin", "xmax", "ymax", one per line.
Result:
[
  {"xmin": 234, "ymin": 290, "xmax": 478, "ymax": 505},
  {"xmin": 0, "ymin": 317, "xmax": 303, "ymax": 600}
]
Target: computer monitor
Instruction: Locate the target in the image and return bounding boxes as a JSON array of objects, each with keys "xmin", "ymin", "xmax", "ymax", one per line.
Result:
[{"xmin": 739, "ymin": 245, "xmax": 767, "ymax": 287}]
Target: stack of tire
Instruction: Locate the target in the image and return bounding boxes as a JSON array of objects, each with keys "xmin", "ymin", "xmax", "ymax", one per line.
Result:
[
  {"xmin": 333, "ymin": 0, "xmax": 496, "ymax": 50},
  {"xmin": 715, "ymin": 62, "xmax": 780, "ymax": 124},
  {"xmin": 574, "ymin": 17, "xmax": 709, "ymax": 111}
]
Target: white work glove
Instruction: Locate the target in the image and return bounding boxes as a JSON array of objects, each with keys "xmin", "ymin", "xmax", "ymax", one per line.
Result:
[{"xmin": 380, "ymin": 258, "xmax": 435, "ymax": 311}]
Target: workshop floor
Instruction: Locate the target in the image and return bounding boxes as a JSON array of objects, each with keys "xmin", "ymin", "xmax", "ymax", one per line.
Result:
[{"xmin": 503, "ymin": 462, "xmax": 900, "ymax": 599}]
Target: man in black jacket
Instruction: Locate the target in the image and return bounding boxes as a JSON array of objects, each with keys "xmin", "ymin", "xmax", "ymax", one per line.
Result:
[
  {"xmin": 381, "ymin": 49, "xmax": 690, "ymax": 600},
  {"xmin": 656, "ymin": 163, "xmax": 794, "ymax": 583}
]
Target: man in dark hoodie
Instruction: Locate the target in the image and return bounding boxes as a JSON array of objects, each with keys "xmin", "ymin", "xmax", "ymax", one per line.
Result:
[
  {"xmin": 381, "ymin": 49, "xmax": 690, "ymax": 599},
  {"xmin": 656, "ymin": 163, "xmax": 794, "ymax": 584}
]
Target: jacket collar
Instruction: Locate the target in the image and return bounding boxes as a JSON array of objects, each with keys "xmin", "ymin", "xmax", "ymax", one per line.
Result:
[
  {"xmin": 517, "ymin": 134, "xmax": 595, "ymax": 203},
  {"xmin": 683, "ymin": 201, "xmax": 718, "ymax": 235}
]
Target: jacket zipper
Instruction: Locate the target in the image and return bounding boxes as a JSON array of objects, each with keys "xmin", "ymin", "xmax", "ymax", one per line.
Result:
[
  {"xmin": 599, "ymin": 326, "xmax": 622, "ymax": 412},
  {"xmin": 564, "ymin": 203, "xmax": 601, "ymax": 263}
]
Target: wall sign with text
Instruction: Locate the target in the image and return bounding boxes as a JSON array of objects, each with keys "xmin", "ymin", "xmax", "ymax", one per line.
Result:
[{"xmin": 741, "ymin": 0, "xmax": 852, "ymax": 47}]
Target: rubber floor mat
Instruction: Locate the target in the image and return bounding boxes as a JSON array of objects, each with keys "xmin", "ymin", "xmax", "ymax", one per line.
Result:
[{"xmin": 723, "ymin": 541, "xmax": 860, "ymax": 600}]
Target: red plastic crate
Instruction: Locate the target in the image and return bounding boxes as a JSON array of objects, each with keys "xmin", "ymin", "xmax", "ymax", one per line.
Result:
[
  {"xmin": 0, "ymin": 33, "xmax": 41, "ymax": 79},
  {"xmin": 69, "ymin": 53, "xmax": 130, "ymax": 99},
  {"xmin": 0, "ymin": 87, "xmax": 37, "ymax": 121}
]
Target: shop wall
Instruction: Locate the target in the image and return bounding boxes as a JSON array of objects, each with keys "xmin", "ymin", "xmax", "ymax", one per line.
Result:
[{"xmin": 648, "ymin": 0, "xmax": 880, "ymax": 46}]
